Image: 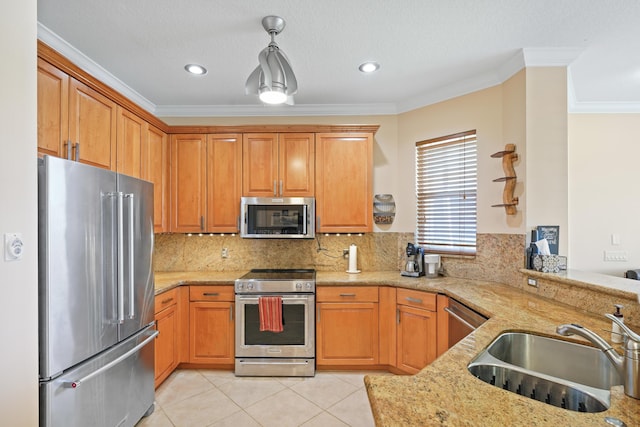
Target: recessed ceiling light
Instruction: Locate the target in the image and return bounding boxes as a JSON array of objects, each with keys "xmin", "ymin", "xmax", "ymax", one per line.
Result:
[
  {"xmin": 184, "ymin": 64, "xmax": 207, "ymax": 75},
  {"xmin": 358, "ymin": 61, "xmax": 380, "ymax": 73}
]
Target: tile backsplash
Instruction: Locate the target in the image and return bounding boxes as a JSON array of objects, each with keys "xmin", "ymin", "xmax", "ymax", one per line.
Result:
[{"xmin": 154, "ymin": 232, "xmax": 525, "ymax": 285}]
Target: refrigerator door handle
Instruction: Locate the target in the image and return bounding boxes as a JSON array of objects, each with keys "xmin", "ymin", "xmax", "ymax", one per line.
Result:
[
  {"xmin": 62, "ymin": 330, "xmax": 158, "ymax": 389},
  {"xmin": 126, "ymin": 193, "xmax": 135, "ymax": 319},
  {"xmin": 117, "ymin": 191, "xmax": 125, "ymax": 324}
]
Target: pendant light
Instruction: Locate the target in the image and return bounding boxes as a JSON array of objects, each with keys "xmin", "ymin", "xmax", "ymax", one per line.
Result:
[{"xmin": 245, "ymin": 16, "xmax": 297, "ymax": 105}]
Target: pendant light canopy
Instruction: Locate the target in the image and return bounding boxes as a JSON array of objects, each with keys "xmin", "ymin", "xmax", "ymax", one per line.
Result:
[{"xmin": 245, "ymin": 16, "xmax": 297, "ymax": 105}]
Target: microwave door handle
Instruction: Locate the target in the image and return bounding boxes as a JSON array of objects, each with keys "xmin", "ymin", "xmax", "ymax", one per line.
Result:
[{"xmin": 303, "ymin": 205, "xmax": 307, "ymax": 235}]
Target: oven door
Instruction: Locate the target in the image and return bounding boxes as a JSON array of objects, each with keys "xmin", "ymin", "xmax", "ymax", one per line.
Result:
[{"xmin": 235, "ymin": 294, "xmax": 315, "ymax": 359}]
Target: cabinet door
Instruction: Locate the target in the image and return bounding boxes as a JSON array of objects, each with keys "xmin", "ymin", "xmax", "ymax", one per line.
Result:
[
  {"xmin": 116, "ymin": 106, "xmax": 145, "ymax": 178},
  {"xmin": 37, "ymin": 58, "xmax": 69, "ymax": 158},
  {"xmin": 170, "ymin": 134, "xmax": 207, "ymax": 232},
  {"xmin": 278, "ymin": 133, "xmax": 315, "ymax": 196},
  {"xmin": 207, "ymin": 134, "xmax": 242, "ymax": 232},
  {"xmin": 396, "ymin": 305, "xmax": 437, "ymax": 374},
  {"xmin": 315, "ymin": 133, "xmax": 373, "ymax": 232},
  {"xmin": 243, "ymin": 133, "xmax": 279, "ymax": 196},
  {"xmin": 189, "ymin": 301, "xmax": 234, "ymax": 364},
  {"xmin": 316, "ymin": 302, "xmax": 379, "ymax": 366},
  {"xmin": 155, "ymin": 304, "xmax": 178, "ymax": 387},
  {"xmin": 145, "ymin": 125, "xmax": 169, "ymax": 233},
  {"xmin": 68, "ymin": 78, "xmax": 117, "ymax": 170}
]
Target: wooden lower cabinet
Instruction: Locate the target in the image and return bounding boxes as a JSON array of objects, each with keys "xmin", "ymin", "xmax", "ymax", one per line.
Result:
[
  {"xmin": 316, "ymin": 286, "xmax": 379, "ymax": 366},
  {"xmin": 395, "ymin": 289, "xmax": 437, "ymax": 374},
  {"xmin": 154, "ymin": 289, "xmax": 179, "ymax": 387},
  {"xmin": 188, "ymin": 286, "xmax": 235, "ymax": 365}
]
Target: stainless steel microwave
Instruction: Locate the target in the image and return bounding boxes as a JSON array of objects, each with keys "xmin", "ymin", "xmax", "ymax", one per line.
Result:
[{"xmin": 240, "ymin": 197, "xmax": 315, "ymax": 239}]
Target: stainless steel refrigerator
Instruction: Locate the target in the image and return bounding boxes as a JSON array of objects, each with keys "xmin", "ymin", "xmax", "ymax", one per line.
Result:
[{"xmin": 38, "ymin": 155, "xmax": 157, "ymax": 427}]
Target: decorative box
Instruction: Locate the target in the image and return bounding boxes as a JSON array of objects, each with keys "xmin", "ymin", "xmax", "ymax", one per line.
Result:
[{"xmin": 532, "ymin": 255, "xmax": 565, "ymax": 273}]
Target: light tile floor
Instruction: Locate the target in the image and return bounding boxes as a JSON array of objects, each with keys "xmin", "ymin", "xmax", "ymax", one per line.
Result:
[{"xmin": 137, "ymin": 369, "xmax": 383, "ymax": 427}]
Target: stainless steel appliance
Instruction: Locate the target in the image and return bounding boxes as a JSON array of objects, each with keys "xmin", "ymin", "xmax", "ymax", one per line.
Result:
[
  {"xmin": 401, "ymin": 242, "xmax": 425, "ymax": 277},
  {"xmin": 38, "ymin": 155, "xmax": 157, "ymax": 427},
  {"xmin": 235, "ymin": 269, "xmax": 315, "ymax": 376},
  {"xmin": 444, "ymin": 298, "xmax": 487, "ymax": 348},
  {"xmin": 240, "ymin": 197, "xmax": 315, "ymax": 238}
]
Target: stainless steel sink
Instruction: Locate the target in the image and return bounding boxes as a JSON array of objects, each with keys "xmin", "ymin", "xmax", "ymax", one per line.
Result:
[{"xmin": 468, "ymin": 332, "xmax": 623, "ymax": 413}]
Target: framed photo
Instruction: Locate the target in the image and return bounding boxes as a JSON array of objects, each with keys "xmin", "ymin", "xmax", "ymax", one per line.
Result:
[{"xmin": 536, "ymin": 225, "xmax": 559, "ymax": 255}]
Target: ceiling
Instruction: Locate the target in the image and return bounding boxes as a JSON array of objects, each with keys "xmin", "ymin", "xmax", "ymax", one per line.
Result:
[{"xmin": 37, "ymin": 0, "xmax": 640, "ymax": 117}]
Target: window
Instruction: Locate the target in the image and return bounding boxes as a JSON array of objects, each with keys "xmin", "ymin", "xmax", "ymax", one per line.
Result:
[{"xmin": 416, "ymin": 130, "xmax": 477, "ymax": 256}]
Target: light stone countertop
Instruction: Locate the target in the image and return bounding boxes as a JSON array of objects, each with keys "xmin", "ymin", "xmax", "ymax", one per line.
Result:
[{"xmin": 153, "ymin": 270, "xmax": 640, "ymax": 426}]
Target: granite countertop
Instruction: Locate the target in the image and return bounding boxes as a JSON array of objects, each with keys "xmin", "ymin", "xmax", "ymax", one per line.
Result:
[{"xmin": 153, "ymin": 270, "xmax": 640, "ymax": 426}]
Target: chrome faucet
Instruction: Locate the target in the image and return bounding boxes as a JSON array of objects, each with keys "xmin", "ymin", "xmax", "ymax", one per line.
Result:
[{"xmin": 557, "ymin": 315, "xmax": 640, "ymax": 399}]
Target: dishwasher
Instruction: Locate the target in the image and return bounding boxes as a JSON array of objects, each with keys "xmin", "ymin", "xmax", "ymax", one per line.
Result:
[{"xmin": 444, "ymin": 298, "xmax": 488, "ymax": 348}]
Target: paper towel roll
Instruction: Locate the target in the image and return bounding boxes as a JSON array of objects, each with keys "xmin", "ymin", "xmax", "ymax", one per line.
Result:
[{"xmin": 347, "ymin": 244, "xmax": 359, "ymax": 273}]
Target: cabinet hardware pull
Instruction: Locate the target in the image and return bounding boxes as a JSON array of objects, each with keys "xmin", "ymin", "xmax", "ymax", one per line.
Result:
[
  {"xmin": 230, "ymin": 307, "xmax": 233, "ymax": 321},
  {"xmin": 317, "ymin": 310, "xmax": 320, "ymax": 323},
  {"xmin": 406, "ymin": 296, "xmax": 423, "ymax": 304},
  {"xmin": 203, "ymin": 292, "xmax": 220, "ymax": 297},
  {"xmin": 273, "ymin": 180, "xmax": 277, "ymax": 196},
  {"xmin": 161, "ymin": 297, "xmax": 174, "ymax": 304},
  {"xmin": 279, "ymin": 180, "xmax": 283, "ymax": 196},
  {"xmin": 74, "ymin": 142, "xmax": 80, "ymax": 161},
  {"xmin": 339, "ymin": 293, "xmax": 356, "ymax": 297},
  {"xmin": 397, "ymin": 308, "xmax": 400, "ymax": 324},
  {"xmin": 66, "ymin": 140, "xmax": 72, "ymax": 160},
  {"xmin": 200, "ymin": 216, "xmax": 204, "ymax": 231}
]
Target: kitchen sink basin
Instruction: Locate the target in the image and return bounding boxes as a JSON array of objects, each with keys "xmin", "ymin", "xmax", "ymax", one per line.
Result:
[{"xmin": 468, "ymin": 332, "xmax": 623, "ymax": 413}]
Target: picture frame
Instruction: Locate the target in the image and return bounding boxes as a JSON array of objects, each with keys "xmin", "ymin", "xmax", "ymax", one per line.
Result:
[{"xmin": 536, "ymin": 225, "xmax": 559, "ymax": 255}]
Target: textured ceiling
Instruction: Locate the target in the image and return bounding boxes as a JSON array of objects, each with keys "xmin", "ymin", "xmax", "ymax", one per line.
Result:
[{"xmin": 37, "ymin": 0, "xmax": 640, "ymax": 117}]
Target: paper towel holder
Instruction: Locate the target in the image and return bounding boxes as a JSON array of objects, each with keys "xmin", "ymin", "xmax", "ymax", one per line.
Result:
[{"xmin": 490, "ymin": 144, "xmax": 518, "ymax": 215}]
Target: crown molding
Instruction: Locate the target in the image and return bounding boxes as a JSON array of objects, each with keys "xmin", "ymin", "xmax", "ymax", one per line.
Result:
[
  {"xmin": 155, "ymin": 103, "xmax": 398, "ymax": 118},
  {"xmin": 36, "ymin": 30, "xmax": 636, "ymax": 117},
  {"xmin": 37, "ymin": 22, "xmax": 156, "ymax": 114}
]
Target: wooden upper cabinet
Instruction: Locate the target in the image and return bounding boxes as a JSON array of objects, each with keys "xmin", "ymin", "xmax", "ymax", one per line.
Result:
[
  {"xmin": 315, "ymin": 132, "xmax": 373, "ymax": 232},
  {"xmin": 37, "ymin": 58, "xmax": 69, "ymax": 158},
  {"xmin": 117, "ymin": 106, "xmax": 145, "ymax": 178},
  {"xmin": 207, "ymin": 134, "xmax": 242, "ymax": 232},
  {"xmin": 145, "ymin": 125, "xmax": 169, "ymax": 233},
  {"xmin": 68, "ymin": 78, "xmax": 118, "ymax": 170},
  {"xmin": 170, "ymin": 134, "xmax": 207, "ymax": 233},
  {"xmin": 279, "ymin": 133, "xmax": 315, "ymax": 196},
  {"xmin": 243, "ymin": 133, "xmax": 314, "ymax": 197}
]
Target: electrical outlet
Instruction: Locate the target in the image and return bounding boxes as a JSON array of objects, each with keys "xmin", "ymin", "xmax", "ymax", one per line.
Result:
[
  {"xmin": 343, "ymin": 249, "xmax": 349, "ymax": 258},
  {"xmin": 221, "ymin": 247, "xmax": 229, "ymax": 258},
  {"xmin": 604, "ymin": 250, "xmax": 628, "ymax": 262},
  {"xmin": 527, "ymin": 277, "xmax": 537, "ymax": 287}
]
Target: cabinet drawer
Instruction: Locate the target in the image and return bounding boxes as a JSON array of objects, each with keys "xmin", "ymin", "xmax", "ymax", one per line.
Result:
[
  {"xmin": 396, "ymin": 289, "xmax": 436, "ymax": 311},
  {"xmin": 189, "ymin": 285, "xmax": 234, "ymax": 301},
  {"xmin": 317, "ymin": 286, "xmax": 378, "ymax": 302},
  {"xmin": 155, "ymin": 288, "xmax": 178, "ymax": 314}
]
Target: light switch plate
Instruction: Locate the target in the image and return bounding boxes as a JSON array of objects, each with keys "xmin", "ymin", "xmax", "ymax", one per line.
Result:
[{"xmin": 604, "ymin": 250, "xmax": 628, "ymax": 262}]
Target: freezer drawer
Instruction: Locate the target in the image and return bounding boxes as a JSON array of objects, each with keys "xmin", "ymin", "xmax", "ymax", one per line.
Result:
[{"xmin": 40, "ymin": 325, "xmax": 158, "ymax": 427}]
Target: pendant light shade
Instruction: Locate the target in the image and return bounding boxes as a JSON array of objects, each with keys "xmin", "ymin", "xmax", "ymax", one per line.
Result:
[{"xmin": 246, "ymin": 16, "xmax": 297, "ymax": 105}]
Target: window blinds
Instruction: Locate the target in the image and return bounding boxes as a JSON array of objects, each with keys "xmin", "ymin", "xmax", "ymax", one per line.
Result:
[{"xmin": 416, "ymin": 131, "xmax": 477, "ymax": 256}]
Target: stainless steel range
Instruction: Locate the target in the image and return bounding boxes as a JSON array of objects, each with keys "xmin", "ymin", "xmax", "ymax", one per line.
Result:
[{"xmin": 234, "ymin": 269, "xmax": 315, "ymax": 377}]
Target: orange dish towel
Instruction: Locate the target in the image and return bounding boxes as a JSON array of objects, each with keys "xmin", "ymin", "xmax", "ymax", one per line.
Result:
[{"xmin": 259, "ymin": 296, "xmax": 284, "ymax": 333}]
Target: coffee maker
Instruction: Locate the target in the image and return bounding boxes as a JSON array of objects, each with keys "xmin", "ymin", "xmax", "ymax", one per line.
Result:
[{"xmin": 401, "ymin": 243, "xmax": 425, "ymax": 277}]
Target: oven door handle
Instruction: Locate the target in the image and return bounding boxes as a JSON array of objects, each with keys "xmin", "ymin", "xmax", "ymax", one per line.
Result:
[{"xmin": 235, "ymin": 295, "xmax": 313, "ymax": 303}]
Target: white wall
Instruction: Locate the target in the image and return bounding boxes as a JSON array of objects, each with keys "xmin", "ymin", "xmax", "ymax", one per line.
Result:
[
  {"xmin": 0, "ymin": 1, "xmax": 39, "ymax": 425},
  {"xmin": 525, "ymin": 68, "xmax": 569, "ymax": 255},
  {"xmin": 568, "ymin": 113, "xmax": 640, "ymax": 275}
]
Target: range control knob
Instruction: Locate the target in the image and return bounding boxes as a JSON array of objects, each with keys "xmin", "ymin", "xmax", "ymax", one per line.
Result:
[
  {"xmin": 295, "ymin": 282, "xmax": 302, "ymax": 290},
  {"xmin": 236, "ymin": 283, "xmax": 244, "ymax": 291},
  {"xmin": 305, "ymin": 282, "xmax": 313, "ymax": 290},
  {"xmin": 247, "ymin": 283, "xmax": 254, "ymax": 290}
]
